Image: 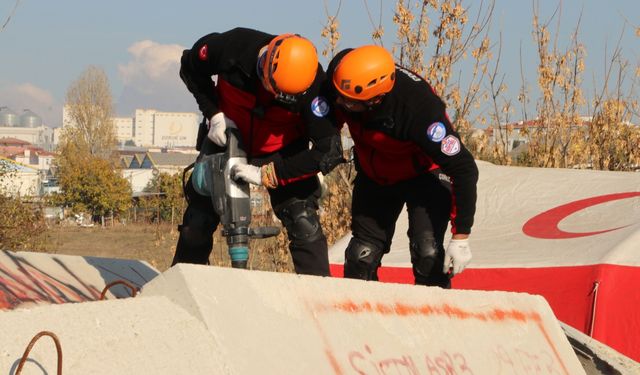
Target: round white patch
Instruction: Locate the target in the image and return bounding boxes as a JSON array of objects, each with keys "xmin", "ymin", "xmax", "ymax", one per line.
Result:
[
  {"xmin": 441, "ymin": 135, "xmax": 461, "ymax": 156},
  {"xmin": 311, "ymin": 96, "xmax": 329, "ymax": 117},
  {"xmin": 427, "ymin": 122, "xmax": 446, "ymax": 142}
]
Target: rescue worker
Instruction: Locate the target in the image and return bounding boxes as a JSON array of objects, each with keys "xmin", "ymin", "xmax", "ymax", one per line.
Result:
[
  {"xmin": 173, "ymin": 28, "xmax": 343, "ymax": 276},
  {"xmin": 326, "ymin": 45, "xmax": 479, "ymax": 287}
]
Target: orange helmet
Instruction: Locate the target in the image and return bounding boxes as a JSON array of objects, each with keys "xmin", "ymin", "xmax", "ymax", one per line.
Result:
[
  {"xmin": 261, "ymin": 34, "xmax": 318, "ymax": 97},
  {"xmin": 332, "ymin": 45, "xmax": 396, "ymax": 100}
]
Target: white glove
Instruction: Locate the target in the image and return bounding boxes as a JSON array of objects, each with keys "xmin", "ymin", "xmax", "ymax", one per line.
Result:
[
  {"xmin": 231, "ymin": 164, "xmax": 262, "ymax": 186},
  {"xmin": 443, "ymin": 238, "xmax": 472, "ymax": 276},
  {"xmin": 208, "ymin": 112, "xmax": 237, "ymax": 146}
]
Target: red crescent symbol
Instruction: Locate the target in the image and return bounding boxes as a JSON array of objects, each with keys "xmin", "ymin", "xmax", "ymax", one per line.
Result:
[
  {"xmin": 522, "ymin": 192, "xmax": 640, "ymax": 239},
  {"xmin": 198, "ymin": 45, "xmax": 208, "ymax": 61}
]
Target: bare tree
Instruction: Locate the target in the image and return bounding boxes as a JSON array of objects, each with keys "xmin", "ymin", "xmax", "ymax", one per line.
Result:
[
  {"xmin": 321, "ymin": 0, "xmax": 343, "ymax": 59},
  {"xmin": 61, "ymin": 65, "xmax": 116, "ymax": 159},
  {"xmin": 392, "ymin": 0, "xmax": 495, "ymax": 137},
  {"xmin": 521, "ymin": 2, "xmax": 639, "ymax": 171},
  {"xmin": 521, "ymin": 2, "xmax": 585, "ymax": 168},
  {"xmin": 486, "ymin": 32, "xmax": 514, "ymax": 164},
  {"xmin": 364, "ymin": 0, "xmax": 385, "ymax": 44},
  {"xmin": 0, "ymin": 0, "xmax": 21, "ymax": 33}
]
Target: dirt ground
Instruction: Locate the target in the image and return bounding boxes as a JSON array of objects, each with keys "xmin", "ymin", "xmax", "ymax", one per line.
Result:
[
  {"xmin": 43, "ymin": 223, "xmax": 295, "ymax": 273},
  {"xmin": 43, "ymin": 223, "xmax": 178, "ymax": 271},
  {"xmin": 34, "ymin": 165, "xmax": 351, "ymax": 274}
]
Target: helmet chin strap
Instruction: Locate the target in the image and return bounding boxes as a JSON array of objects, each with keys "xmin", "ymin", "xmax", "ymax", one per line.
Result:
[
  {"xmin": 255, "ymin": 43, "xmax": 298, "ymax": 104},
  {"xmin": 256, "ymin": 45, "xmax": 268, "ymax": 89}
]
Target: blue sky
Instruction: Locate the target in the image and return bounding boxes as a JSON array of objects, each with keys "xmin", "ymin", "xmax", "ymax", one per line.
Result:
[{"xmin": 1, "ymin": 0, "xmax": 638, "ymax": 127}]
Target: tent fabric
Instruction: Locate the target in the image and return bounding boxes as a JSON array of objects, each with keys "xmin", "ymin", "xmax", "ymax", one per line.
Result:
[{"xmin": 329, "ymin": 161, "xmax": 640, "ymax": 361}]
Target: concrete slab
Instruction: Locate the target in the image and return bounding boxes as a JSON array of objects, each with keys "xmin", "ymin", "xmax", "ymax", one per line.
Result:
[
  {"xmin": 0, "ymin": 250, "xmax": 159, "ymax": 310},
  {"xmin": 329, "ymin": 160, "xmax": 640, "ymax": 362},
  {"xmin": 0, "ymin": 296, "xmax": 227, "ymax": 374},
  {"xmin": 561, "ymin": 322, "xmax": 640, "ymax": 374},
  {"xmin": 142, "ymin": 264, "xmax": 586, "ymax": 374}
]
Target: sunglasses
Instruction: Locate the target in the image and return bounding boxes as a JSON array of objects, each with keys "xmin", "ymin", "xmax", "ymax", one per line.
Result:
[
  {"xmin": 337, "ymin": 94, "xmax": 385, "ymax": 110},
  {"xmin": 274, "ymin": 91, "xmax": 301, "ymax": 104}
]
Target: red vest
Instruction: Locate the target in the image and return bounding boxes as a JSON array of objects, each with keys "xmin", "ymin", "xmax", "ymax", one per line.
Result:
[
  {"xmin": 216, "ymin": 78, "xmax": 304, "ymax": 156},
  {"xmin": 344, "ymin": 115, "xmax": 438, "ymax": 185}
]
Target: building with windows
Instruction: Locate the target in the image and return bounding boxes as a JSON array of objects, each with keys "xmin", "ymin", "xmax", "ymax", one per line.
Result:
[
  {"xmin": 113, "ymin": 117, "xmax": 134, "ymax": 144},
  {"xmin": 122, "ymin": 109, "xmax": 199, "ymax": 148},
  {"xmin": 0, "ymin": 107, "xmax": 55, "ymax": 151},
  {"xmin": 120, "ymin": 150, "xmax": 198, "ymax": 194},
  {"xmin": 0, "ymin": 137, "xmax": 57, "ymax": 196},
  {"xmin": 63, "ymin": 107, "xmax": 199, "ymax": 148},
  {"xmin": 0, "ymin": 157, "xmax": 41, "ymax": 197},
  {"xmin": 485, "ymin": 117, "xmax": 596, "ymax": 154},
  {"xmin": 151, "ymin": 111, "xmax": 199, "ymax": 148}
]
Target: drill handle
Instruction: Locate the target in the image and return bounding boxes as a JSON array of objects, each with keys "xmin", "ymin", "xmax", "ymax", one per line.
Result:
[
  {"xmin": 224, "ymin": 127, "xmax": 247, "ymax": 159},
  {"xmin": 249, "ymin": 226, "xmax": 281, "ymax": 239}
]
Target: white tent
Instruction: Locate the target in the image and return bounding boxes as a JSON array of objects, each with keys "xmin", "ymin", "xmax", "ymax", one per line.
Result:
[{"xmin": 329, "ymin": 161, "xmax": 640, "ymax": 362}]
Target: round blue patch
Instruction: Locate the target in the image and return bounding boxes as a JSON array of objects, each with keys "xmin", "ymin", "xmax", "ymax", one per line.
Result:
[
  {"xmin": 311, "ymin": 96, "xmax": 330, "ymax": 117},
  {"xmin": 427, "ymin": 122, "xmax": 446, "ymax": 142}
]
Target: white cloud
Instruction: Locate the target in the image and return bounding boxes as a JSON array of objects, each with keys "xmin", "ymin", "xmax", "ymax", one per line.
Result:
[
  {"xmin": 0, "ymin": 83, "xmax": 61, "ymax": 127},
  {"xmin": 116, "ymin": 40, "xmax": 197, "ymax": 116},
  {"xmin": 14, "ymin": 84, "xmax": 55, "ymax": 105},
  {"xmin": 118, "ymin": 40, "xmax": 184, "ymax": 87}
]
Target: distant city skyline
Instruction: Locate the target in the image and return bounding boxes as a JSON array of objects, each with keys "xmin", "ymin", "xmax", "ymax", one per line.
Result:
[{"xmin": 1, "ymin": 0, "xmax": 638, "ymax": 128}]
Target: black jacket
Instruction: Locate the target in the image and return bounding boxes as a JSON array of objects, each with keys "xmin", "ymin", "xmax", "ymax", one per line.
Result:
[
  {"xmin": 327, "ymin": 49, "xmax": 479, "ymax": 234},
  {"xmin": 180, "ymin": 27, "xmax": 342, "ymax": 183}
]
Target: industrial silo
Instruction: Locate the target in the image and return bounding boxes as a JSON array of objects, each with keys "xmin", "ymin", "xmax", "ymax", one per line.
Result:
[
  {"xmin": 0, "ymin": 106, "xmax": 18, "ymax": 127},
  {"xmin": 18, "ymin": 109, "xmax": 43, "ymax": 128}
]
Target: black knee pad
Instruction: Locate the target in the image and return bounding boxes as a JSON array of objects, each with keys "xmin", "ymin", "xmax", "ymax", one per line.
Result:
[
  {"xmin": 276, "ymin": 199, "xmax": 323, "ymax": 243},
  {"xmin": 410, "ymin": 235, "xmax": 440, "ymax": 278},
  {"xmin": 344, "ymin": 238, "xmax": 384, "ymax": 280}
]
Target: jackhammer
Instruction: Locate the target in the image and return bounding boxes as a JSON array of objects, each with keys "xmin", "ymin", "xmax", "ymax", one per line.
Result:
[{"xmin": 192, "ymin": 123, "xmax": 280, "ymax": 269}]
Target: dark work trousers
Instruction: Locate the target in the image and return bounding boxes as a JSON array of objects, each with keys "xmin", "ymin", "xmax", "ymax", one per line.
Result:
[
  {"xmin": 350, "ymin": 169, "xmax": 452, "ymax": 287},
  {"xmin": 172, "ymin": 168, "xmax": 329, "ymax": 276}
]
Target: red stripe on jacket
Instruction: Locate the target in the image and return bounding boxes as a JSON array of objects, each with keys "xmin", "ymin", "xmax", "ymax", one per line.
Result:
[{"xmin": 216, "ymin": 78, "xmax": 304, "ymax": 157}]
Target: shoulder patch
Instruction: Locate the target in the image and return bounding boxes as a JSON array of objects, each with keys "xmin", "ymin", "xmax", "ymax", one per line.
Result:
[
  {"xmin": 441, "ymin": 135, "xmax": 461, "ymax": 156},
  {"xmin": 198, "ymin": 44, "xmax": 208, "ymax": 61},
  {"xmin": 427, "ymin": 122, "xmax": 446, "ymax": 142},
  {"xmin": 311, "ymin": 96, "xmax": 330, "ymax": 117}
]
